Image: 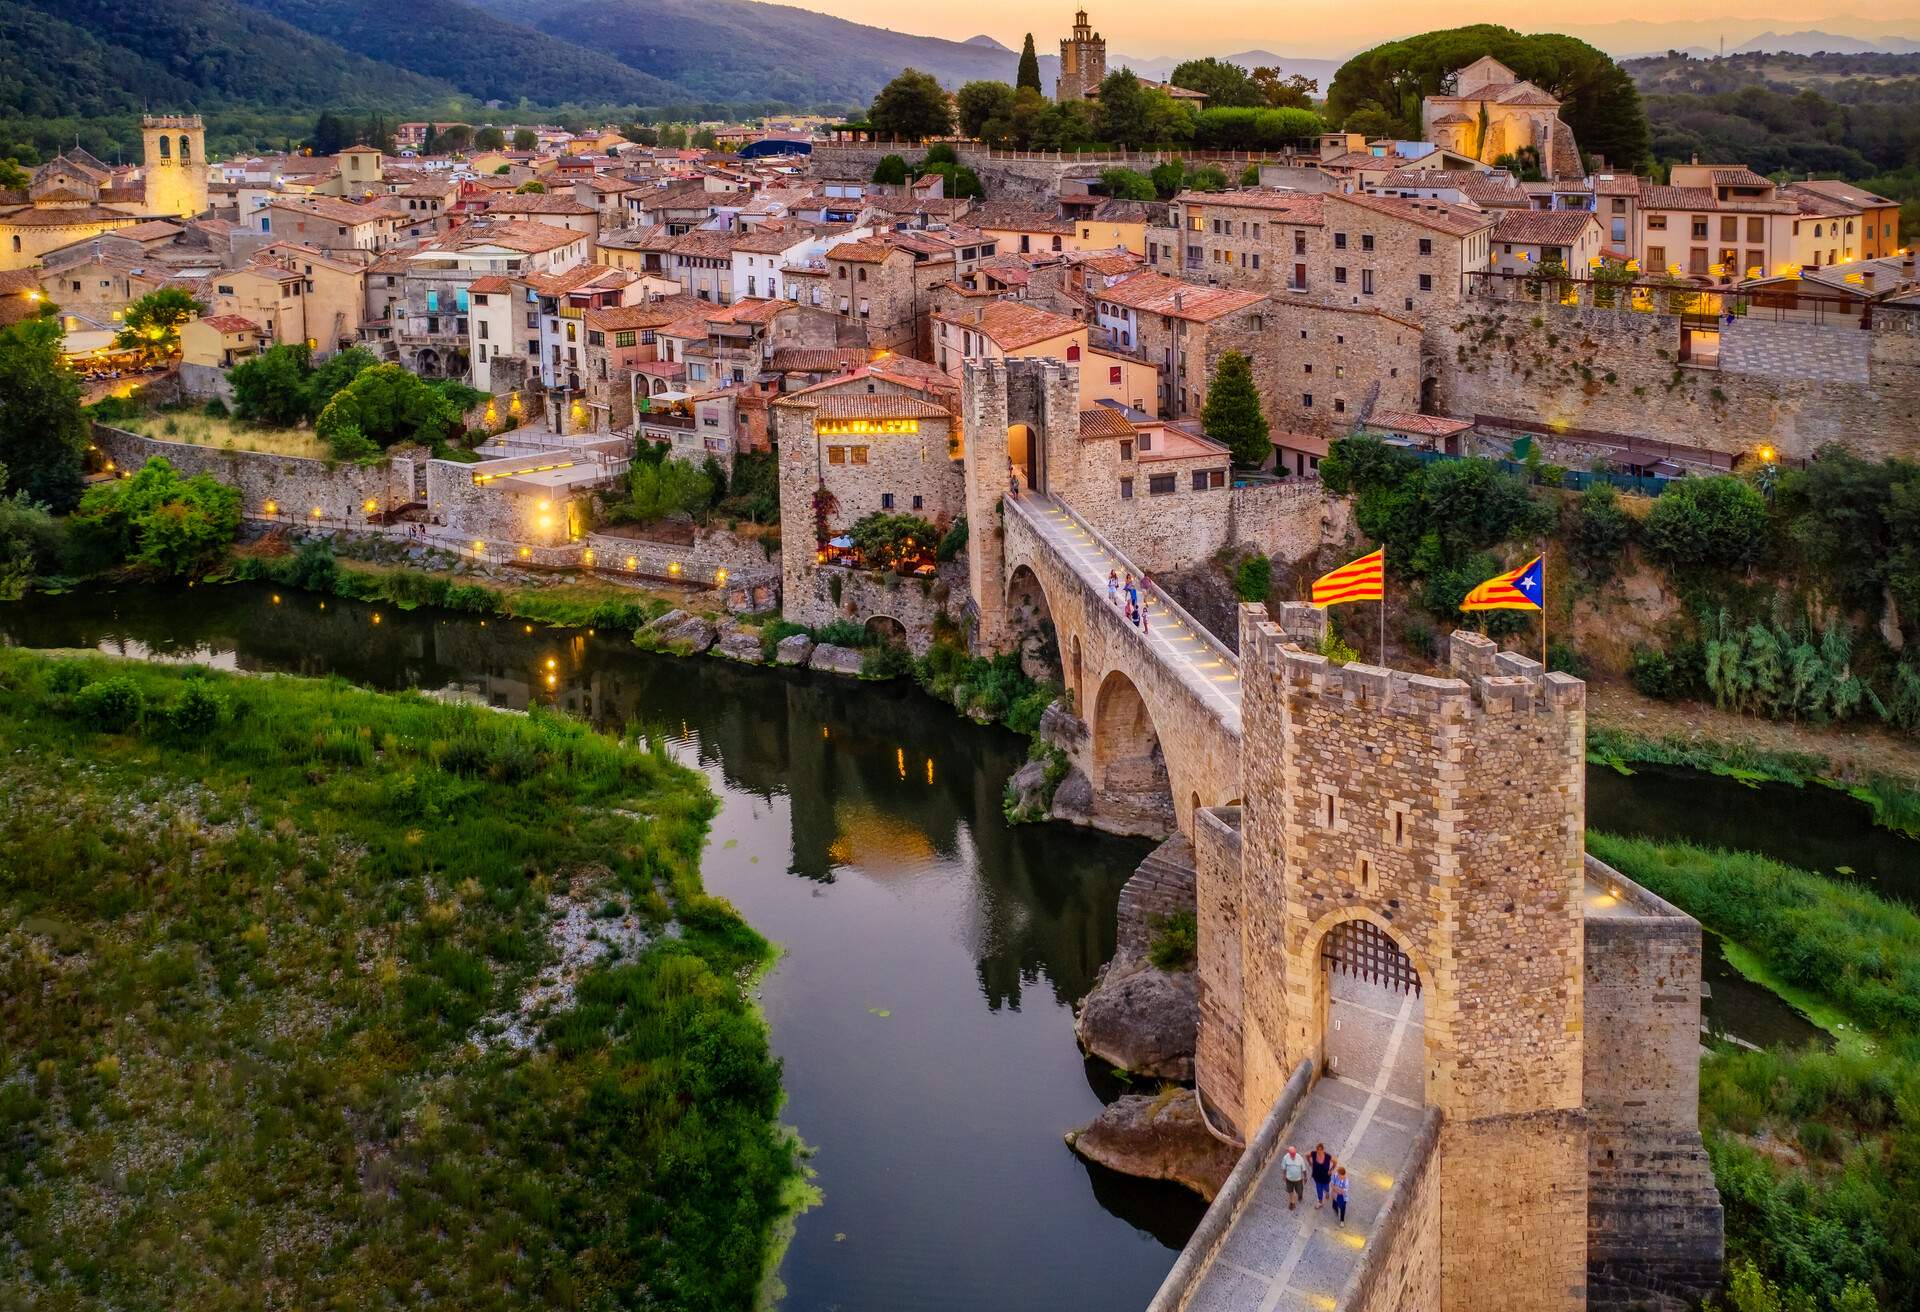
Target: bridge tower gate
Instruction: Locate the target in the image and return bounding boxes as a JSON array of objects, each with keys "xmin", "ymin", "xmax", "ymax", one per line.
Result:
[{"xmin": 1216, "ymin": 607, "xmax": 1591, "ymax": 1312}]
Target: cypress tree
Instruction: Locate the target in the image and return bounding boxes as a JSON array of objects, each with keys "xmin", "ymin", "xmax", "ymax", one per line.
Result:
[
  {"xmin": 1017, "ymin": 35, "xmax": 1042, "ymax": 93},
  {"xmin": 1201, "ymin": 351, "xmax": 1271, "ymax": 469}
]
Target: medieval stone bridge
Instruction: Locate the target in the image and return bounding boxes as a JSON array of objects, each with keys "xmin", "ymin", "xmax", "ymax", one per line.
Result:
[{"xmin": 1000, "ymin": 491, "xmax": 1246, "ymax": 837}]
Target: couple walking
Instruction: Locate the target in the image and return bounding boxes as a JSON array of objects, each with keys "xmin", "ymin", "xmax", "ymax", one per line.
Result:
[
  {"xmin": 1278, "ymin": 1142, "xmax": 1348, "ymax": 1222},
  {"xmin": 1105, "ymin": 568, "xmax": 1151, "ymax": 634}
]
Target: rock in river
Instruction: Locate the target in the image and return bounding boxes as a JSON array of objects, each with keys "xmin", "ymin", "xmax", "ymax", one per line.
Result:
[
  {"xmin": 1067, "ymin": 1088, "xmax": 1240, "ymax": 1200},
  {"xmin": 1075, "ymin": 954, "xmax": 1197, "ymax": 1081}
]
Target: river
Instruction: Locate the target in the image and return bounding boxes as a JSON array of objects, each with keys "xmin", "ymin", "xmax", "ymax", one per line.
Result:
[{"xmin": 7, "ymin": 583, "xmax": 1905, "ymax": 1305}]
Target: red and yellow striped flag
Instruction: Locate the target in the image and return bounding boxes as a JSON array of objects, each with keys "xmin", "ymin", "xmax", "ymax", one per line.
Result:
[{"xmin": 1311, "ymin": 548, "xmax": 1384, "ymax": 607}]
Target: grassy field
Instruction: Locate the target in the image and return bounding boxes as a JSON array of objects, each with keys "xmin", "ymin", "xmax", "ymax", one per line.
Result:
[
  {"xmin": 1589, "ymin": 833, "xmax": 1919, "ymax": 1310},
  {"xmin": 0, "ymin": 649, "xmax": 801, "ymax": 1310},
  {"xmin": 124, "ymin": 412, "xmax": 332, "ymax": 462}
]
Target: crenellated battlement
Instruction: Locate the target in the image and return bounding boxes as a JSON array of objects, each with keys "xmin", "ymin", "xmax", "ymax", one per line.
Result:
[
  {"xmin": 1240, "ymin": 601, "xmax": 1584, "ymax": 722},
  {"xmin": 141, "ymin": 114, "xmax": 204, "ymax": 130}
]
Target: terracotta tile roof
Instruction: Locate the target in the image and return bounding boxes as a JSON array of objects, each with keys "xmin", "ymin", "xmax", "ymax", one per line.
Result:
[
  {"xmin": 1078, "ymin": 250, "xmax": 1145, "ymax": 275},
  {"xmin": 450, "ymin": 221, "xmax": 585, "ymax": 254},
  {"xmin": 1138, "ymin": 425, "xmax": 1227, "ymax": 462},
  {"xmin": 0, "ymin": 205, "xmax": 144, "ymax": 227},
  {"xmin": 1591, "ymin": 175, "xmax": 1642, "ymax": 196},
  {"xmin": 200, "ymin": 314, "xmax": 260, "ymax": 333},
  {"xmin": 485, "ymin": 193, "xmax": 595, "ymax": 216},
  {"xmin": 466, "ymin": 275, "xmax": 513, "ymax": 294},
  {"xmin": 1078, "ymin": 407, "xmax": 1135, "ymax": 440},
  {"xmin": 1377, "ymin": 169, "xmax": 1527, "ymax": 208},
  {"xmin": 1176, "ymin": 188, "xmax": 1322, "ymax": 218},
  {"xmin": 829, "ymin": 241, "xmax": 896, "ymax": 264},
  {"xmin": 1369, "ymin": 410, "xmax": 1472, "ymax": 437},
  {"xmin": 1711, "ymin": 167, "xmax": 1773, "ymax": 188},
  {"xmin": 584, "ymin": 295, "xmax": 699, "ymax": 331},
  {"xmin": 669, "ymin": 229, "xmax": 741, "ymax": 260},
  {"xmin": 971, "ymin": 203, "xmax": 1074, "ymax": 234},
  {"xmin": 1100, "ymin": 271, "xmax": 1267, "ymax": 321},
  {"xmin": 934, "ymin": 299, "xmax": 1082, "ymax": 350},
  {"xmin": 1321, "ymin": 151, "xmax": 1418, "ymax": 171},
  {"xmin": 1786, "ymin": 187, "xmax": 1858, "ymax": 218},
  {"xmin": 768, "ymin": 347, "xmax": 867, "ymax": 373},
  {"xmin": 1790, "ymin": 178, "xmax": 1894, "ymax": 209},
  {"xmin": 524, "ymin": 264, "xmax": 631, "ymax": 295},
  {"xmin": 1496, "ymin": 86, "xmax": 1560, "ymax": 107},
  {"xmin": 778, "ymin": 393, "xmax": 954, "ymax": 420},
  {"xmin": 1090, "ymin": 199, "xmax": 1154, "ymax": 223},
  {"xmin": 1492, "ymin": 210, "xmax": 1599, "ymax": 245},
  {"xmin": 1329, "ymin": 192, "xmax": 1493, "ymax": 236},
  {"xmin": 107, "ymin": 219, "xmax": 183, "ymax": 241},
  {"xmin": 265, "ymin": 196, "xmax": 391, "ymax": 225}
]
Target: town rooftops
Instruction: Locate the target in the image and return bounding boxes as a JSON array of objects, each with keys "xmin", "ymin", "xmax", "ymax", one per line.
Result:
[
  {"xmin": 1492, "ymin": 210, "xmax": 1599, "ymax": 245},
  {"xmin": 773, "ymin": 391, "xmax": 954, "ymax": 420},
  {"xmin": 970, "ymin": 203, "xmax": 1075, "ymax": 234},
  {"xmin": 1710, "ymin": 167, "xmax": 1774, "ymax": 189},
  {"xmin": 1330, "ymin": 191, "xmax": 1494, "ymax": 236},
  {"xmin": 1370, "ymin": 410, "xmax": 1474, "ymax": 438},
  {"xmin": 264, "ymin": 196, "xmax": 392, "ymax": 225},
  {"xmin": 1378, "ymin": 169, "xmax": 1528, "ymax": 209},
  {"xmin": 199, "ymin": 314, "xmax": 261, "ymax": 333},
  {"xmin": 485, "ymin": 192, "xmax": 596, "ymax": 216},
  {"xmin": 1641, "ymin": 182, "xmax": 1796, "ymax": 215},
  {"xmin": 466, "ymin": 275, "xmax": 513, "ymax": 294},
  {"xmin": 447, "ymin": 221, "xmax": 585, "ymax": 254},
  {"xmin": 769, "ymin": 347, "xmax": 869, "ymax": 373},
  {"xmin": 1101, "ymin": 270, "xmax": 1267, "ymax": 320},
  {"xmin": 584, "ymin": 295, "xmax": 698, "ymax": 331},
  {"xmin": 827, "ymin": 240, "xmax": 896, "ymax": 263},
  {"xmin": 1176, "ymin": 188, "xmax": 1324, "ymax": 220},
  {"xmin": 934, "ymin": 300, "xmax": 1082, "ymax": 350},
  {"xmin": 1138, "ymin": 422, "xmax": 1228, "ymax": 462},
  {"xmin": 1077, "ymin": 407, "xmax": 1135, "ymax": 440}
]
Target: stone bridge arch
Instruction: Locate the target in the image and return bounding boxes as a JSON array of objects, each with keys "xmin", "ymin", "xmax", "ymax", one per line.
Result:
[{"xmin": 996, "ymin": 499, "xmax": 1242, "ymax": 837}]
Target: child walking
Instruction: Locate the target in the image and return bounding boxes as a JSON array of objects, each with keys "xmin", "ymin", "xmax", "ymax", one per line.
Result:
[
  {"xmin": 1330, "ymin": 1166, "xmax": 1349, "ymax": 1224},
  {"xmin": 1107, "ymin": 569, "xmax": 1120, "ymax": 606}
]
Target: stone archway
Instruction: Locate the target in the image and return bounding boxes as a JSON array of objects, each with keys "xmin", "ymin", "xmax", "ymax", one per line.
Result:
[
  {"xmin": 1313, "ymin": 916, "xmax": 1427, "ymax": 1107},
  {"xmin": 1006, "ymin": 563, "xmax": 1059, "ymax": 684},
  {"xmin": 1090, "ymin": 669, "xmax": 1175, "ymax": 836},
  {"xmin": 1008, "ymin": 421, "xmax": 1040, "ymax": 494},
  {"xmin": 864, "ymin": 614, "xmax": 908, "ymax": 647}
]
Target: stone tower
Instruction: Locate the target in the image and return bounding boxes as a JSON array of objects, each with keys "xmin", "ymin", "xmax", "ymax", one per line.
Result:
[
  {"xmin": 1055, "ymin": 9, "xmax": 1106, "ymax": 104},
  {"xmin": 141, "ymin": 115, "xmax": 208, "ymax": 219},
  {"xmin": 1201, "ymin": 608, "xmax": 1592, "ymax": 1311}
]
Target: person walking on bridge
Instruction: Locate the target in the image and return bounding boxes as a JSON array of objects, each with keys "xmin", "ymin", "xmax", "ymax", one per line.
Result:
[
  {"xmin": 1330, "ymin": 1165, "xmax": 1349, "ymax": 1224},
  {"xmin": 1107, "ymin": 569, "xmax": 1120, "ymax": 607},
  {"xmin": 1310, "ymin": 1143, "xmax": 1335, "ymax": 1208},
  {"xmin": 1280, "ymin": 1145, "xmax": 1307, "ymax": 1210}
]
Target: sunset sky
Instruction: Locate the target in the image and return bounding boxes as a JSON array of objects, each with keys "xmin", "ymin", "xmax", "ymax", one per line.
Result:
[{"xmin": 795, "ymin": 2, "xmax": 1920, "ymax": 60}]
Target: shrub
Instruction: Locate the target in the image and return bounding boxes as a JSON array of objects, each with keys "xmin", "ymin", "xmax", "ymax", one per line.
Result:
[
  {"xmin": 1567, "ymin": 483, "xmax": 1632, "ymax": 579},
  {"xmin": 860, "ymin": 644, "xmax": 916, "ymax": 680},
  {"xmin": 314, "ymin": 364, "xmax": 461, "ymax": 456},
  {"xmin": 166, "ymin": 681, "xmax": 227, "ymax": 737},
  {"xmin": 618, "ymin": 457, "xmax": 713, "ymax": 524},
  {"xmin": 1232, "ymin": 553, "xmax": 1271, "ymax": 603},
  {"xmin": 1643, "ymin": 476, "xmax": 1769, "ymax": 572},
  {"xmin": 936, "ymin": 516, "xmax": 969, "ymax": 562},
  {"xmin": 849, "ymin": 512, "xmax": 939, "ymax": 574},
  {"xmin": 73, "ymin": 676, "xmax": 144, "ymax": 732},
  {"xmin": 73, "ymin": 457, "xmax": 242, "ymax": 576},
  {"xmin": 1147, "ymin": 911, "xmax": 1197, "ymax": 971},
  {"xmin": 1628, "ymin": 642, "xmax": 1702, "ymax": 700},
  {"xmin": 812, "ymin": 618, "xmax": 871, "ymax": 648}
]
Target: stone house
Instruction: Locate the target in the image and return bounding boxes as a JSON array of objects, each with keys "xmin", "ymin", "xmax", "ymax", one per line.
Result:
[
  {"xmin": 1260, "ymin": 302, "xmax": 1423, "ymax": 464},
  {"xmin": 180, "ymin": 313, "xmax": 264, "ymax": 370},
  {"xmin": 1491, "ymin": 209, "xmax": 1605, "ymax": 276},
  {"xmin": 481, "ymin": 192, "xmax": 601, "ymax": 243},
  {"xmin": 932, "ymin": 298, "xmax": 1156, "ymax": 411},
  {"xmin": 1044, "ymin": 405, "xmax": 1237, "ymax": 571},
  {"xmin": 1318, "ymin": 192, "xmax": 1495, "ymax": 317},
  {"xmin": 1420, "ymin": 55, "xmax": 1581, "ymax": 178},
  {"xmin": 1090, "ymin": 270, "xmax": 1270, "ymax": 420},
  {"xmin": 580, "ymin": 294, "xmax": 699, "ymax": 426},
  {"xmin": 1151, "ymin": 189, "xmax": 1326, "ymax": 295},
  {"xmin": 254, "ymin": 197, "xmax": 397, "ymax": 258},
  {"xmin": 624, "ymin": 181, "xmax": 716, "ymax": 233},
  {"xmin": 206, "ymin": 242, "xmax": 365, "ymax": 356},
  {"xmin": 1634, "ymin": 168, "xmax": 1800, "ymax": 280},
  {"xmin": 1786, "ymin": 178, "xmax": 1900, "ymax": 260}
]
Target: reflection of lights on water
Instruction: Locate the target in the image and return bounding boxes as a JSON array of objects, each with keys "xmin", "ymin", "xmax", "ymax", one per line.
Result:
[
  {"xmin": 545, "ymin": 657, "xmax": 556, "ymax": 669},
  {"xmin": 822, "ymin": 725, "xmax": 829, "ymax": 739},
  {"xmin": 545, "ymin": 673, "xmax": 556, "ymax": 688},
  {"xmin": 896, "ymin": 746, "xmax": 905, "ymax": 779},
  {"xmin": 271, "ymin": 594, "xmax": 281, "ymax": 604},
  {"xmin": 925, "ymin": 757, "xmax": 934, "ymax": 785},
  {"xmin": 371, "ymin": 613, "xmax": 382, "ymax": 625},
  {"xmin": 524, "ymin": 625, "xmax": 533, "ymax": 634}
]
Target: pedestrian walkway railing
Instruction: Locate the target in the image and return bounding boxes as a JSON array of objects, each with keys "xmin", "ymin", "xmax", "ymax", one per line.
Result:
[{"xmin": 1012, "ymin": 491, "xmax": 1241, "ymax": 679}]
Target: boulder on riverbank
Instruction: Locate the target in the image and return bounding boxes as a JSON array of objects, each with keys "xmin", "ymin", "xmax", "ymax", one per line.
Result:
[
  {"xmin": 810, "ymin": 643, "xmax": 864, "ymax": 676},
  {"xmin": 1076, "ymin": 954, "xmax": 1197, "ymax": 1081},
  {"xmin": 1050, "ymin": 765, "xmax": 1096, "ymax": 824},
  {"xmin": 638, "ymin": 609, "xmax": 717, "ymax": 656},
  {"xmin": 713, "ymin": 624, "xmax": 763, "ymax": 663},
  {"xmin": 1067, "ymin": 1088, "xmax": 1240, "ymax": 1200},
  {"xmin": 774, "ymin": 633, "xmax": 815, "ymax": 666}
]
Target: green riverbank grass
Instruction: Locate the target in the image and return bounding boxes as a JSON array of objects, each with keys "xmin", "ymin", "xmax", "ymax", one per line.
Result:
[
  {"xmin": 0, "ymin": 649, "xmax": 800, "ymax": 1310},
  {"xmin": 1587, "ymin": 724, "xmax": 1920, "ymax": 839},
  {"xmin": 1588, "ymin": 832, "xmax": 1920, "ymax": 1309}
]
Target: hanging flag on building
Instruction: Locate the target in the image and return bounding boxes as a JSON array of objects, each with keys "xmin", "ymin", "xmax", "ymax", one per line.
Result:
[
  {"xmin": 1311, "ymin": 548, "xmax": 1384, "ymax": 607},
  {"xmin": 1460, "ymin": 555, "xmax": 1545, "ymax": 611}
]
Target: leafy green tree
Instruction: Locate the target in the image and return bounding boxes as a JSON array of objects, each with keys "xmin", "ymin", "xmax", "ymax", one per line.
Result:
[
  {"xmin": 427, "ymin": 124, "xmax": 473, "ymax": 154},
  {"xmin": 1566, "ymin": 483, "xmax": 1632, "ymax": 579},
  {"xmin": 1170, "ymin": 58, "xmax": 1263, "ymax": 107},
  {"xmin": 872, "ymin": 154, "xmax": 909, "ymax": 185},
  {"xmin": 1643, "ymin": 475, "xmax": 1770, "ymax": 571},
  {"xmin": 116, "ymin": 288, "xmax": 203, "ymax": 359},
  {"xmin": 473, "ymin": 125, "xmax": 506, "ymax": 151},
  {"xmin": 315, "ymin": 364, "xmax": 461, "ymax": 457},
  {"xmin": 1100, "ymin": 167, "xmax": 1157, "ymax": 200},
  {"xmin": 227, "ymin": 343, "xmax": 312, "ymax": 426},
  {"xmin": 956, "ymin": 81, "xmax": 1017, "ymax": 139},
  {"xmin": 306, "ymin": 345, "xmax": 378, "ymax": 419},
  {"xmin": 1029, "ymin": 99, "xmax": 1100, "ymax": 151},
  {"xmin": 1201, "ymin": 351, "xmax": 1270, "ymax": 467},
  {"xmin": 923, "ymin": 142, "xmax": 958, "ymax": 167},
  {"xmin": 1184, "ymin": 163, "xmax": 1230, "ymax": 191},
  {"xmin": 1096, "ymin": 70, "xmax": 1192, "ymax": 149},
  {"xmin": 622, "ymin": 457, "xmax": 714, "ymax": 523},
  {"xmin": 1251, "ymin": 68, "xmax": 1318, "ymax": 109},
  {"xmin": 849, "ymin": 512, "xmax": 939, "ymax": 573},
  {"xmin": 1326, "ymin": 25, "xmax": 1649, "ymax": 167},
  {"xmin": 1341, "ymin": 104, "xmax": 1401, "ymax": 140},
  {"xmin": 515, "ymin": 180, "xmax": 547, "ymax": 193},
  {"xmin": 869, "ymin": 68, "xmax": 952, "ymax": 141},
  {"xmin": 1150, "ymin": 158, "xmax": 1188, "ymax": 199},
  {"xmin": 923, "ymin": 163, "xmax": 985, "ymax": 199},
  {"xmin": 691, "ymin": 127, "xmax": 718, "ymax": 150},
  {"xmin": 0, "ymin": 157, "xmax": 29, "ymax": 190},
  {"xmin": 0, "ymin": 316, "xmax": 87, "ymax": 512},
  {"xmin": 511, "ymin": 127, "xmax": 537, "ymax": 151},
  {"xmin": 75, "ymin": 456, "xmax": 241, "ymax": 576},
  {"xmin": 359, "ymin": 114, "xmax": 394, "ymax": 155},
  {"xmin": 1017, "ymin": 34, "xmax": 1043, "ymax": 94}
]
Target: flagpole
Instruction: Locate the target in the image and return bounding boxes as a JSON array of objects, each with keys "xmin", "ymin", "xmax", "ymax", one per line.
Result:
[
  {"xmin": 1540, "ymin": 549, "xmax": 1548, "ymax": 670},
  {"xmin": 1379, "ymin": 589, "xmax": 1385, "ymax": 667}
]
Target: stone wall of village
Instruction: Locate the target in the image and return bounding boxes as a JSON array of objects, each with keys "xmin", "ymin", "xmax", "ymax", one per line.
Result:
[
  {"xmin": 784, "ymin": 562, "xmax": 963, "ymax": 652},
  {"xmin": 1344, "ymin": 1109, "xmax": 1445, "ymax": 1312},
  {"xmin": 1431, "ymin": 296, "xmax": 1920, "ymax": 464},
  {"xmin": 92, "ymin": 425, "xmax": 418, "ymax": 527}
]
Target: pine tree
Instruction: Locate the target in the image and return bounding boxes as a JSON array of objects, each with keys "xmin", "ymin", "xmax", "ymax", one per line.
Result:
[
  {"xmin": 1017, "ymin": 35, "xmax": 1042, "ymax": 94},
  {"xmin": 1201, "ymin": 351, "xmax": 1271, "ymax": 469}
]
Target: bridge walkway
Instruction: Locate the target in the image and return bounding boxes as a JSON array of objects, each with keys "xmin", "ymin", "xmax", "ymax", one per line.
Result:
[
  {"xmin": 1181, "ymin": 972, "xmax": 1427, "ymax": 1312},
  {"xmin": 1011, "ymin": 491, "xmax": 1243, "ymax": 729}
]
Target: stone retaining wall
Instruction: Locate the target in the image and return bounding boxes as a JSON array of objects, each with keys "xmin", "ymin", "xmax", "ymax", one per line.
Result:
[
  {"xmin": 584, "ymin": 528, "xmax": 780, "ymax": 611},
  {"xmin": 1115, "ymin": 834, "xmax": 1197, "ymax": 958},
  {"xmin": 1227, "ymin": 478, "xmax": 1330, "ymax": 566}
]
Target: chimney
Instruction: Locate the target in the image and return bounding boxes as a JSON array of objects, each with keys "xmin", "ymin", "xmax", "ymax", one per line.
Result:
[
  {"xmin": 1862, "ymin": 270, "xmax": 1877, "ymax": 292},
  {"xmin": 1173, "ymin": 291, "xmax": 1184, "ymax": 312}
]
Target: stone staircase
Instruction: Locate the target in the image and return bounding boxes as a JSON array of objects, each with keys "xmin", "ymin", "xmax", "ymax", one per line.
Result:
[{"xmin": 1116, "ymin": 834, "xmax": 1198, "ymax": 958}]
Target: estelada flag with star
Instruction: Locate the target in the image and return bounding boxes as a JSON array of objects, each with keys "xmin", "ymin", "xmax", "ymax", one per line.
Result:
[
  {"xmin": 1460, "ymin": 554, "xmax": 1545, "ymax": 611},
  {"xmin": 1310, "ymin": 548, "xmax": 1384, "ymax": 606}
]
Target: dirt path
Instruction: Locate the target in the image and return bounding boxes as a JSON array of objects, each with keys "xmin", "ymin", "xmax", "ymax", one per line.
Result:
[{"xmin": 1587, "ymin": 678, "xmax": 1920, "ymax": 788}]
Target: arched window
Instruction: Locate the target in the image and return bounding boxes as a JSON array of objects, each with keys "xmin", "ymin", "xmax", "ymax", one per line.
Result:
[
  {"xmin": 158, "ymin": 135, "xmax": 171, "ymax": 160},
  {"xmin": 179, "ymin": 136, "xmax": 192, "ymax": 162}
]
